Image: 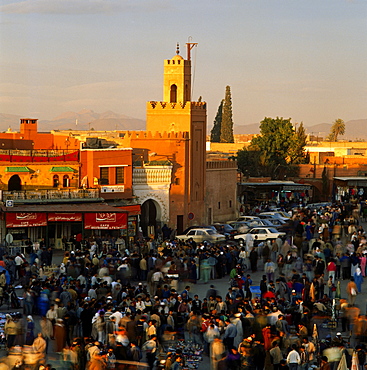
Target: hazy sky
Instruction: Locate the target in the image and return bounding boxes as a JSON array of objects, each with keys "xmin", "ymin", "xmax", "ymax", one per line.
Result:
[{"xmin": 1, "ymin": 0, "xmax": 366, "ymax": 129}]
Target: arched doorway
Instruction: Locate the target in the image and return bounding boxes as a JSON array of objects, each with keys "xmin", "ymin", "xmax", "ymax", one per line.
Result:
[
  {"xmin": 8, "ymin": 175, "xmax": 22, "ymax": 191},
  {"xmin": 140, "ymin": 199, "xmax": 159, "ymax": 237}
]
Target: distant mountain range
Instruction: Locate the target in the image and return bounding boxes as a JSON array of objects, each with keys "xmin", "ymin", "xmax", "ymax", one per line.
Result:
[
  {"xmin": 234, "ymin": 119, "xmax": 367, "ymax": 140},
  {"xmin": 1, "ymin": 111, "xmax": 366, "ymax": 140},
  {"xmin": 0, "ymin": 110, "xmax": 146, "ymax": 132}
]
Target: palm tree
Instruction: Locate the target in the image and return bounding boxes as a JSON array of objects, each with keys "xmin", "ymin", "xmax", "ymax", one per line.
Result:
[{"xmin": 327, "ymin": 118, "xmax": 345, "ymax": 141}]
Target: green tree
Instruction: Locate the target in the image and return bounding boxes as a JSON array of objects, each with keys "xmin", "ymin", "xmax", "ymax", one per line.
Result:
[
  {"xmin": 210, "ymin": 100, "xmax": 223, "ymax": 142},
  {"xmin": 236, "ymin": 117, "xmax": 308, "ymax": 179},
  {"xmin": 250, "ymin": 117, "xmax": 295, "ymax": 166},
  {"xmin": 220, "ymin": 86, "xmax": 234, "ymax": 143},
  {"xmin": 327, "ymin": 118, "xmax": 345, "ymax": 141},
  {"xmin": 236, "ymin": 147, "xmax": 264, "ymax": 177},
  {"xmin": 288, "ymin": 122, "xmax": 308, "ymax": 164}
]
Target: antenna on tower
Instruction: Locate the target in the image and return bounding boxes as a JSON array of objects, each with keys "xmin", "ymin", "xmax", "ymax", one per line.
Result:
[{"xmin": 186, "ymin": 37, "xmax": 197, "ymax": 61}]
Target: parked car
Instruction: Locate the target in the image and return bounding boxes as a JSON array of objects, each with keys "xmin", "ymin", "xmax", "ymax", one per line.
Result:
[
  {"xmin": 259, "ymin": 211, "xmax": 290, "ymax": 221},
  {"xmin": 211, "ymin": 223, "xmax": 237, "ymax": 237},
  {"xmin": 229, "ymin": 221, "xmax": 251, "ymax": 234},
  {"xmin": 181, "ymin": 225, "xmax": 216, "ymax": 235},
  {"xmin": 226, "ymin": 215, "xmax": 260, "ymax": 224},
  {"xmin": 176, "ymin": 228, "xmax": 226, "ymax": 243},
  {"xmin": 234, "ymin": 227, "xmax": 286, "ymax": 244}
]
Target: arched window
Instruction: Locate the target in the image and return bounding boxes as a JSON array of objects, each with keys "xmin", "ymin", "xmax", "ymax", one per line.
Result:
[
  {"xmin": 63, "ymin": 175, "xmax": 70, "ymax": 188},
  {"xmin": 53, "ymin": 175, "xmax": 59, "ymax": 188},
  {"xmin": 170, "ymin": 84, "xmax": 177, "ymax": 103}
]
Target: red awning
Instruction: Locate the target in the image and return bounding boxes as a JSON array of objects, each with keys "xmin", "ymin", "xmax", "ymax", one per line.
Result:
[
  {"xmin": 117, "ymin": 204, "xmax": 141, "ymax": 216},
  {"xmin": 84, "ymin": 212, "xmax": 127, "ymax": 230},
  {"xmin": 48, "ymin": 213, "xmax": 82, "ymax": 222},
  {"xmin": 6, "ymin": 213, "xmax": 47, "ymax": 228}
]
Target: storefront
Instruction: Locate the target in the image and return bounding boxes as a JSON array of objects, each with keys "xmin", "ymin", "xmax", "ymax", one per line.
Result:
[
  {"xmin": 238, "ymin": 181, "xmax": 313, "ymax": 205},
  {"xmin": 2, "ymin": 203, "xmax": 129, "ymax": 249},
  {"xmin": 333, "ymin": 177, "xmax": 367, "ymax": 202},
  {"xmin": 117, "ymin": 204, "xmax": 141, "ymax": 247}
]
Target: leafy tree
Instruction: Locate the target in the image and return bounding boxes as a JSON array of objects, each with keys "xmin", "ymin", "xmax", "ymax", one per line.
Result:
[
  {"xmin": 327, "ymin": 118, "xmax": 345, "ymax": 141},
  {"xmin": 236, "ymin": 147, "xmax": 264, "ymax": 177},
  {"xmin": 250, "ymin": 117, "xmax": 295, "ymax": 166},
  {"xmin": 210, "ymin": 100, "xmax": 223, "ymax": 142},
  {"xmin": 236, "ymin": 117, "xmax": 308, "ymax": 179},
  {"xmin": 220, "ymin": 86, "xmax": 234, "ymax": 143}
]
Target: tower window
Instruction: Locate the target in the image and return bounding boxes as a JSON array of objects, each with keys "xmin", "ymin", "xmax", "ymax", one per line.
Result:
[
  {"xmin": 229, "ymin": 200, "xmax": 232, "ymax": 208},
  {"xmin": 218, "ymin": 202, "xmax": 221, "ymax": 209},
  {"xmin": 170, "ymin": 84, "xmax": 177, "ymax": 103}
]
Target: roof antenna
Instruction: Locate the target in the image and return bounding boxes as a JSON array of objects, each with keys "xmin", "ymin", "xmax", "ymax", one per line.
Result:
[
  {"xmin": 176, "ymin": 42, "xmax": 180, "ymax": 55},
  {"xmin": 186, "ymin": 37, "xmax": 197, "ymax": 61}
]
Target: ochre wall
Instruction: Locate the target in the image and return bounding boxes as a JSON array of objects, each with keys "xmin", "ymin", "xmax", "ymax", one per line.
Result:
[
  {"xmin": 80, "ymin": 148, "xmax": 133, "ymax": 199},
  {"xmin": 205, "ymin": 163, "xmax": 238, "ymax": 223},
  {"xmin": 0, "ymin": 162, "xmax": 79, "ymax": 191}
]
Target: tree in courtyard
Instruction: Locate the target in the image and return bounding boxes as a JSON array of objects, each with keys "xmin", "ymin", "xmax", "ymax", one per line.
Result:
[
  {"xmin": 210, "ymin": 100, "xmax": 223, "ymax": 142},
  {"xmin": 220, "ymin": 86, "xmax": 234, "ymax": 143},
  {"xmin": 327, "ymin": 118, "xmax": 345, "ymax": 141}
]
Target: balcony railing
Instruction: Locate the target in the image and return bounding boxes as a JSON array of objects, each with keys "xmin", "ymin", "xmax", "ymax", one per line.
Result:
[{"xmin": 3, "ymin": 189, "xmax": 100, "ymax": 202}]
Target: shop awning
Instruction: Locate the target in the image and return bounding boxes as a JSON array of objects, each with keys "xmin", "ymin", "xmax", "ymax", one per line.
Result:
[
  {"xmin": 4, "ymin": 203, "xmax": 128, "ymax": 230},
  {"xmin": 49, "ymin": 166, "xmax": 77, "ymax": 172},
  {"xmin": 48, "ymin": 213, "xmax": 82, "ymax": 222},
  {"xmin": 5, "ymin": 166, "xmax": 31, "ymax": 172},
  {"xmin": 84, "ymin": 212, "xmax": 127, "ymax": 230},
  {"xmin": 117, "ymin": 204, "xmax": 141, "ymax": 216},
  {"xmin": 6, "ymin": 213, "xmax": 47, "ymax": 228}
]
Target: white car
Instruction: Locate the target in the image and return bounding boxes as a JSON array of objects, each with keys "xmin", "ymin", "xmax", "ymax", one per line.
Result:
[
  {"xmin": 176, "ymin": 228, "xmax": 226, "ymax": 243},
  {"xmin": 234, "ymin": 227, "xmax": 285, "ymax": 244}
]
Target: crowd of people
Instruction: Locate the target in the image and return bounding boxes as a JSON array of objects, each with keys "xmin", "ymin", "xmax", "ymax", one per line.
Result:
[{"xmin": 0, "ymin": 201, "xmax": 367, "ymax": 369}]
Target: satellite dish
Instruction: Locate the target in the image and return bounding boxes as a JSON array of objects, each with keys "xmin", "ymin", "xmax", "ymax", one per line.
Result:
[{"xmin": 5, "ymin": 233, "xmax": 13, "ymax": 245}]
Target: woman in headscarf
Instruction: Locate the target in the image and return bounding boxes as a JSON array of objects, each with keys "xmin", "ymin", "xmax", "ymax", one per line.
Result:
[{"xmin": 25, "ymin": 315, "xmax": 35, "ymax": 345}]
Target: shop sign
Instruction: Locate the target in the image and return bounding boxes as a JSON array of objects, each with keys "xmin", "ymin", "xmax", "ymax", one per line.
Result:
[
  {"xmin": 48, "ymin": 213, "xmax": 82, "ymax": 222},
  {"xmin": 84, "ymin": 212, "xmax": 127, "ymax": 229},
  {"xmin": 6, "ymin": 213, "xmax": 47, "ymax": 228}
]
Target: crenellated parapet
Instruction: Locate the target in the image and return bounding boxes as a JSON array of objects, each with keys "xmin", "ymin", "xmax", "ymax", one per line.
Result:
[
  {"xmin": 117, "ymin": 130, "xmax": 189, "ymax": 144},
  {"xmin": 147, "ymin": 101, "xmax": 206, "ymax": 110}
]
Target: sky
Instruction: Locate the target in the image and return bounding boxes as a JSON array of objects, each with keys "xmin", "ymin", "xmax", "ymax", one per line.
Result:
[{"xmin": 0, "ymin": 0, "xmax": 366, "ymax": 129}]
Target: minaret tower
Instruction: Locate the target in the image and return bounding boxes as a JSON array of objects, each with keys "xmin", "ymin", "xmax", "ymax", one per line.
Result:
[{"xmin": 146, "ymin": 42, "xmax": 207, "ymax": 225}]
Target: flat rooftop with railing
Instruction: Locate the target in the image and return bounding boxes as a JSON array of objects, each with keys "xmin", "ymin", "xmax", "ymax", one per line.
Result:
[{"xmin": 3, "ymin": 189, "xmax": 101, "ymax": 203}]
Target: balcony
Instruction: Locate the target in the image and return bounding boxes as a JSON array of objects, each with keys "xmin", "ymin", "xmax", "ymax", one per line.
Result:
[{"xmin": 3, "ymin": 189, "xmax": 102, "ymax": 204}]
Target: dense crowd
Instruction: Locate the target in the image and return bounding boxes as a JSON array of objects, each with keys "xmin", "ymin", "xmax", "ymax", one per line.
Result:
[{"xmin": 0, "ymin": 201, "xmax": 367, "ymax": 369}]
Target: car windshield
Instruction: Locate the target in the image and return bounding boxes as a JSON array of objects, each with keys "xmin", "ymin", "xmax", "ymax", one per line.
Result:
[
  {"xmin": 206, "ymin": 229, "xmax": 216, "ymax": 235},
  {"xmin": 268, "ymin": 228, "xmax": 279, "ymax": 233}
]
